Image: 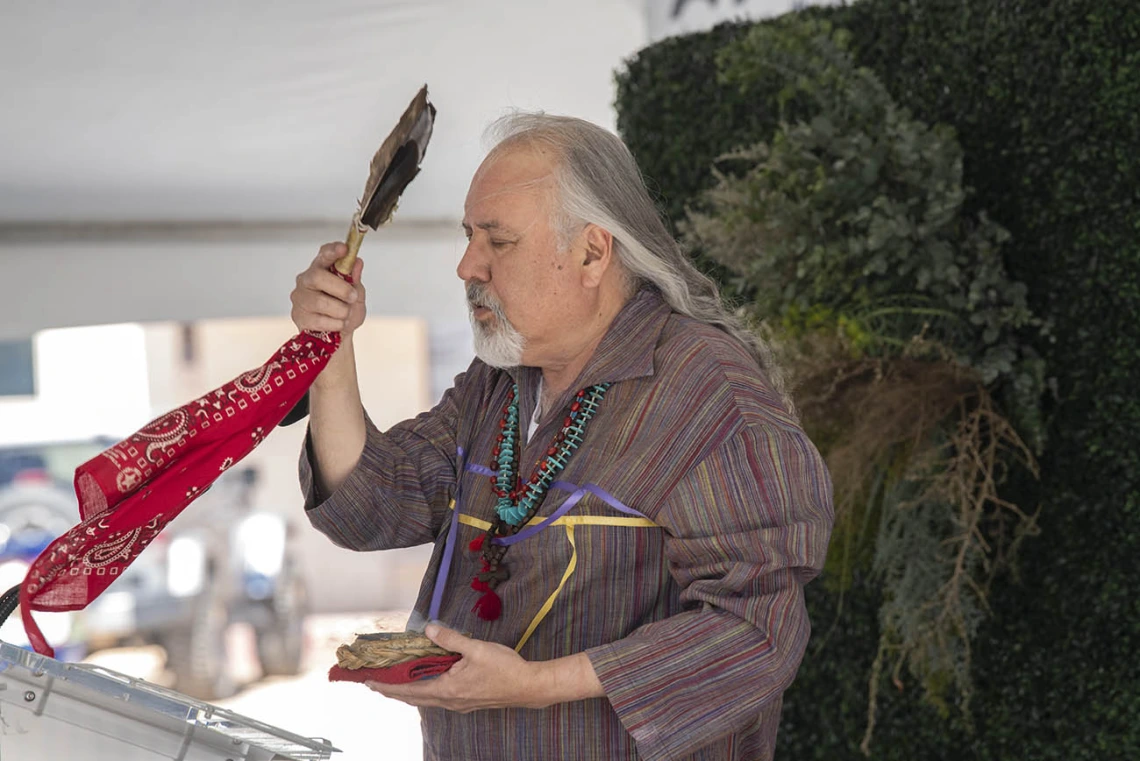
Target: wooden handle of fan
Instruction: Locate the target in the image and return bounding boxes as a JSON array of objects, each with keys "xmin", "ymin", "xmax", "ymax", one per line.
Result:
[{"xmin": 335, "ymin": 224, "xmax": 366, "ymax": 275}]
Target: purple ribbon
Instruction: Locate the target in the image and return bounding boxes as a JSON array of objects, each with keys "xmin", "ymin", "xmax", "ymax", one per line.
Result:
[
  {"xmin": 468, "ymin": 459, "xmax": 648, "ymax": 545},
  {"xmin": 462, "ymin": 464, "xmax": 646, "ymax": 542},
  {"xmin": 427, "ymin": 450, "xmax": 651, "ymax": 621},
  {"xmin": 427, "ymin": 446, "xmax": 466, "ymax": 621},
  {"xmin": 496, "ymin": 481, "xmax": 647, "ymax": 545}
]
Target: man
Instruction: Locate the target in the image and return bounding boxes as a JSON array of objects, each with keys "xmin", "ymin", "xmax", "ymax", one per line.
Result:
[{"xmin": 290, "ymin": 113, "xmax": 833, "ymax": 760}]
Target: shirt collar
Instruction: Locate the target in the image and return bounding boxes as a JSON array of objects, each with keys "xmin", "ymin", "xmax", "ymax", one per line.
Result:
[{"xmin": 506, "ymin": 288, "xmax": 670, "ymax": 396}]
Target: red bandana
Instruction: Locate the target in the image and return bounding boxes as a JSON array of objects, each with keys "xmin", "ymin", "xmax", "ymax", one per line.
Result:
[{"xmin": 19, "ymin": 329, "xmax": 340, "ymax": 656}]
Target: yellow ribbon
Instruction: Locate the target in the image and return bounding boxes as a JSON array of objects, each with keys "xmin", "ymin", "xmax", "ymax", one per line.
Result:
[{"xmin": 451, "ymin": 508, "xmax": 658, "ymax": 651}]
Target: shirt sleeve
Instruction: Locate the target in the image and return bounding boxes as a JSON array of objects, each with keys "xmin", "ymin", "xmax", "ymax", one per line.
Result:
[
  {"xmin": 585, "ymin": 419, "xmax": 834, "ymax": 760},
  {"xmin": 299, "ymin": 374, "xmax": 467, "ymax": 552}
]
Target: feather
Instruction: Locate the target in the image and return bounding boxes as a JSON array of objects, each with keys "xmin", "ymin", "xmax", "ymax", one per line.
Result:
[{"xmin": 336, "ymin": 85, "xmax": 436, "ymax": 274}]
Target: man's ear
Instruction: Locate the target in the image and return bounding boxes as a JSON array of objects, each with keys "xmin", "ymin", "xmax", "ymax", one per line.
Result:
[{"xmin": 580, "ymin": 224, "xmax": 614, "ymax": 288}]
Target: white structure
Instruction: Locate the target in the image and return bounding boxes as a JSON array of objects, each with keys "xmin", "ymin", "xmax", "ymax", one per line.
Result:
[
  {"xmin": 0, "ymin": 1, "xmax": 648, "ymax": 343},
  {"xmin": 0, "ymin": 639, "xmax": 337, "ymax": 760},
  {"xmin": 0, "ymin": 0, "xmax": 835, "ymax": 342}
]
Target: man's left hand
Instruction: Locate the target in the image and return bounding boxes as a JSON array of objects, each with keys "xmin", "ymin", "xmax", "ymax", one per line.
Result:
[{"xmin": 366, "ymin": 623, "xmax": 559, "ymax": 712}]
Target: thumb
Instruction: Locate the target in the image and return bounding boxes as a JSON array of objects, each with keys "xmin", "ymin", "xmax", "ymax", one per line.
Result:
[
  {"xmin": 316, "ymin": 241, "xmax": 349, "ymax": 266},
  {"xmin": 424, "ymin": 622, "xmax": 472, "ymax": 653}
]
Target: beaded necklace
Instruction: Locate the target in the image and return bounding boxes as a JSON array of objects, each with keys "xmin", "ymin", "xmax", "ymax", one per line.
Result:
[{"xmin": 468, "ymin": 381, "xmax": 611, "ymax": 620}]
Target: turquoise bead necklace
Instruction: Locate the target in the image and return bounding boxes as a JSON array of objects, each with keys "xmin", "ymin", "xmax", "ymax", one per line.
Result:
[{"xmin": 469, "ymin": 381, "xmax": 611, "ymax": 620}]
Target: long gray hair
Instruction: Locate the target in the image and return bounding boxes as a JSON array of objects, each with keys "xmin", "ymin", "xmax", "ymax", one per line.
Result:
[{"xmin": 484, "ymin": 112, "xmax": 791, "ymax": 410}]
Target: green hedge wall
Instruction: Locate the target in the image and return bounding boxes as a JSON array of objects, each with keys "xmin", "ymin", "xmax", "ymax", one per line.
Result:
[{"xmin": 614, "ymin": 2, "xmax": 1140, "ymax": 758}]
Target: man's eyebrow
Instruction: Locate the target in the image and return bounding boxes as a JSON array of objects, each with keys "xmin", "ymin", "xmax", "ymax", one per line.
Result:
[{"xmin": 460, "ymin": 220, "xmax": 510, "ymax": 233}]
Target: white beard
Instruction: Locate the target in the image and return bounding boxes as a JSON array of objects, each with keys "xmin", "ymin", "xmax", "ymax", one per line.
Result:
[{"xmin": 467, "ymin": 283, "xmax": 525, "ymax": 369}]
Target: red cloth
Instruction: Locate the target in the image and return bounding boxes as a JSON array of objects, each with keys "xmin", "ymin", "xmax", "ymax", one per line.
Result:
[
  {"xmin": 19, "ymin": 328, "xmax": 341, "ymax": 657},
  {"xmin": 328, "ymin": 655, "xmax": 461, "ymax": 684}
]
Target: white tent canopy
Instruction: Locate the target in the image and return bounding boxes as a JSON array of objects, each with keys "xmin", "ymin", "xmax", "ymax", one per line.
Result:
[
  {"xmin": 0, "ymin": 0, "xmax": 645, "ymax": 224},
  {"xmin": 0, "ymin": 0, "xmax": 823, "ymax": 340},
  {"xmin": 0, "ymin": 0, "xmax": 647, "ymax": 339}
]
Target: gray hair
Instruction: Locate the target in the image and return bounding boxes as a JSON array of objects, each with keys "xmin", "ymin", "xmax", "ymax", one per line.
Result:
[{"xmin": 484, "ymin": 112, "xmax": 792, "ymax": 412}]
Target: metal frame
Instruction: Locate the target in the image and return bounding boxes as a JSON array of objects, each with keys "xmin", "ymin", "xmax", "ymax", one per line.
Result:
[{"xmin": 0, "ymin": 639, "xmax": 339, "ymax": 760}]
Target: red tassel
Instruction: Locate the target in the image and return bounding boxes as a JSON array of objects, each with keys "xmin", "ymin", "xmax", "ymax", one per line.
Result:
[
  {"xmin": 472, "ymin": 589, "xmax": 502, "ymax": 621},
  {"xmin": 470, "ymin": 577, "xmax": 491, "ymax": 593},
  {"xmin": 469, "ymin": 535, "xmax": 485, "ymax": 552}
]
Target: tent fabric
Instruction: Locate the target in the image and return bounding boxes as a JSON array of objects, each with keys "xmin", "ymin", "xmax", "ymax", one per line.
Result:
[{"xmin": 0, "ymin": 0, "xmax": 645, "ymax": 224}]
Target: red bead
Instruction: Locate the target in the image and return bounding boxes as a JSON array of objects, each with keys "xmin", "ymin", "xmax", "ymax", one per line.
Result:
[
  {"xmin": 497, "ymin": 434, "xmax": 504, "ymax": 442},
  {"xmin": 530, "ymin": 475, "xmax": 540, "ymax": 484},
  {"xmin": 540, "ymin": 461, "xmax": 549, "ymax": 471},
  {"xmin": 563, "ymin": 417, "xmax": 573, "ymax": 428},
  {"xmin": 576, "ymin": 389, "xmax": 586, "ymax": 398},
  {"xmin": 490, "ymin": 461, "xmax": 499, "ymax": 471},
  {"xmin": 499, "ymin": 419, "xmax": 507, "ymax": 429},
  {"xmin": 570, "ymin": 402, "xmax": 581, "ymax": 412},
  {"xmin": 547, "ymin": 447, "xmax": 557, "ymax": 456},
  {"xmin": 492, "ymin": 447, "xmax": 500, "ymax": 457}
]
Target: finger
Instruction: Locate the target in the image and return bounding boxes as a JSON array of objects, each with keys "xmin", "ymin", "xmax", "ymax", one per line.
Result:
[
  {"xmin": 310, "ymin": 293, "xmax": 351, "ymax": 321},
  {"xmin": 302, "ymin": 267, "xmax": 359, "ymax": 304},
  {"xmin": 292, "ymin": 313, "xmax": 346, "ymax": 334},
  {"xmin": 315, "ymin": 242, "xmax": 348, "ymax": 267},
  {"xmin": 350, "ymin": 258, "xmax": 365, "ymax": 302},
  {"xmin": 368, "ymin": 680, "xmax": 421, "ymax": 696},
  {"xmin": 424, "ymin": 623, "xmax": 472, "ymax": 653},
  {"xmin": 291, "ymin": 289, "xmax": 349, "ymax": 322},
  {"xmin": 367, "ymin": 681, "xmax": 445, "ymax": 705}
]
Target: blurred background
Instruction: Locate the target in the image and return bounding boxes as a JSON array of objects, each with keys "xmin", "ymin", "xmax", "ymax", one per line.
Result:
[
  {"xmin": 0, "ymin": 1, "xmax": 831, "ymax": 759},
  {"xmin": 4, "ymin": 1, "xmax": 1138, "ymax": 760}
]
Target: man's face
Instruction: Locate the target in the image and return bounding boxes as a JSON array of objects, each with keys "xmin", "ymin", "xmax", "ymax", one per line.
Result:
[{"xmin": 459, "ymin": 146, "xmax": 584, "ymax": 368}]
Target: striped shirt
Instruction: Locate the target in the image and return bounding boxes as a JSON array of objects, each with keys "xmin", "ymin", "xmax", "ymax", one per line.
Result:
[{"xmin": 301, "ymin": 288, "xmax": 834, "ymax": 760}]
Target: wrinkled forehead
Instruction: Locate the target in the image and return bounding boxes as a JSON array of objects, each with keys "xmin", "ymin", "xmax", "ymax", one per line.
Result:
[{"xmin": 463, "ymin": 144, "xmax": 559, "ymax": 220}]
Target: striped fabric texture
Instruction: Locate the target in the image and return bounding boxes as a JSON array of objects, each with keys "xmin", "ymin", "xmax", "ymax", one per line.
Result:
[{"xmin": 301, "ymin": 289, "xmax": 834, "ymax": 760}]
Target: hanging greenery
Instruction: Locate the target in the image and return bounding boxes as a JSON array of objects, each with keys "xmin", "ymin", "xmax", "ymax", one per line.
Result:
[{"xmin": 682, "ymin": 17, "xmax": 1049, "ymax": 751}]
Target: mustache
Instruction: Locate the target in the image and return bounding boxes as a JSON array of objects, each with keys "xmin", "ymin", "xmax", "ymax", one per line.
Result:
[{"xmin": 466, "ymin": 282, "xmax": 507, "ymax": 319}]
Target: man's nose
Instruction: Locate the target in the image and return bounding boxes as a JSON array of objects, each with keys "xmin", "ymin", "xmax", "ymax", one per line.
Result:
[{"xmin": 457, "ymin": 241, "xmax": 488, "ymax": 283}]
